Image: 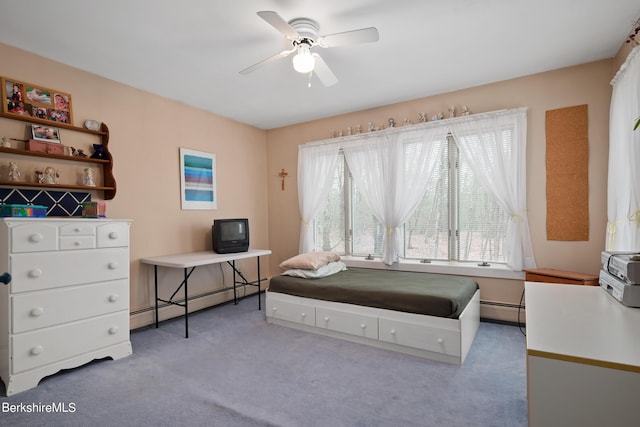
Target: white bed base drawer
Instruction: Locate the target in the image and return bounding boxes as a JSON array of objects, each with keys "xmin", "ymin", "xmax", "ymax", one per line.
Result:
[
  {"xmin": 268, "ymin": 298, "xmax": 315, "ymax": 326},
  {"xmin": 316, "ymin": 306, "xmax": 378, "ymax": 339},
  {"xmin": 379, "ymin": 318, "xmax": 460, "ymax": 356}
]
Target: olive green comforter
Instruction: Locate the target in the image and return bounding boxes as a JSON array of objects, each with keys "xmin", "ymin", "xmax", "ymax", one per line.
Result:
[{"xmin": 268, "ymin": 268, "xmax": 478, "ymax": 319}]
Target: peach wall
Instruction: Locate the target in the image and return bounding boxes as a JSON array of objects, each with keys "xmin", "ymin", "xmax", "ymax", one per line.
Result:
[
  {"xmin": 0, "ymin": 43, "xmax": 270, "ymax": 328},
  {"xmin": 266, "ymin": 59, "xmax": 614, "ymax": 321}
]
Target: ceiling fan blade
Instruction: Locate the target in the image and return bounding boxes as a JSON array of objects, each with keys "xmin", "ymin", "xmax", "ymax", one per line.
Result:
[
  {"xmin": 257, "ymin": 11, "xmax": 299, "ymax": 40},
  {"xmin": 312, "ymin": 53, "xmax": 338, "ymax": 87},
  {"xmin": 239, "ymin": 47, "xmax": 296, "ymax": 75},
  {"xmin": 318, "ymin": 27, "xmax": 379, "ymax": 48}
]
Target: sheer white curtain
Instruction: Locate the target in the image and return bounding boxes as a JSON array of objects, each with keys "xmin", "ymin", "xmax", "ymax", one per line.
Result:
[
  {"xmin": 607, "ymin": 46, "xmax": 640, "ymax": 251},
  {"xmin": 342, "ymin": 127, "xmax": 447, "ymax": 264},
  {"xmin": 297, "ymin": 142, "xmax": 340, "ymax": 253},
  {"xmin": 451, "ymin": 108, "xmax": 536, "ymax": 270}
]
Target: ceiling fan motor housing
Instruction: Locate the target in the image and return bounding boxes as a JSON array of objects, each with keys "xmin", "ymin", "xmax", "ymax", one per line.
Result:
[{"xmin": 288, "ymin": 18, "xmax": 319, "ymax": 43}]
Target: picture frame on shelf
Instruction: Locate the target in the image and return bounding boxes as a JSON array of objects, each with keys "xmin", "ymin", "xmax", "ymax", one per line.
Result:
[
  {"xmin": 30, "ymin": 124, "xmax": 62, "ymax": 143},
  {"xmin": 179, "ymin": 147, "xmax": 217, "ymax": 210},
  {"xmin": 1, "ymin": 77, "xmax": 73, "ymax": 125}
]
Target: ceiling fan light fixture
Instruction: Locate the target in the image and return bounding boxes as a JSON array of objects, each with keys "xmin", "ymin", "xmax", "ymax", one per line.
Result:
[{"xmin": 292, "ymin": 44, "xmax": 315, "ymax": 73}]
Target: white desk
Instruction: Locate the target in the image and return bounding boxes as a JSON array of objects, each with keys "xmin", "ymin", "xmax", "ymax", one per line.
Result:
[
  {"xmin": 525, "ymin": 282, "xmax": 640, "ymax": 427},
  {"xmin": 141, "ymin": 249, "xmax": 271, "ymax": 338}
]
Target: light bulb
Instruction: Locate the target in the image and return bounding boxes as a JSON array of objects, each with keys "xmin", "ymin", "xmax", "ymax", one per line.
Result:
[{"xmin": 292, "ymin": 44, "xmax": 315, "ymax": 74}]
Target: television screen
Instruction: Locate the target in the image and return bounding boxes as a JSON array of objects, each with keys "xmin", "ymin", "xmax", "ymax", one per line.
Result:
[
  {"xmin": 220, "ymin": 221, "xmax": 246, "ymax": 241},
  {"xmin": 212, "ymin": 218, "xmax": 249, "ymax": 253}
]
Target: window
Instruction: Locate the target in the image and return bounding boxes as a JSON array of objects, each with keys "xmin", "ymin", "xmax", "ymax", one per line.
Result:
[{"xmin": 314, "ymin": 135, "xmax": 509, "ymax": 264}]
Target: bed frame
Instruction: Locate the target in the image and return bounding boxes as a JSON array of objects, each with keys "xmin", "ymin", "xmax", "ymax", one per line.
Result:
[{"xmin": 265, "ymin": 289, "xmax": 480, "ymax": 365}]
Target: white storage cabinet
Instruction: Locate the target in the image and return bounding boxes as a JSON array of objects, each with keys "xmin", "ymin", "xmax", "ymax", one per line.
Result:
[{"xmin": 0, "ymin": 218, "xmax": 132, "ymax": 396}]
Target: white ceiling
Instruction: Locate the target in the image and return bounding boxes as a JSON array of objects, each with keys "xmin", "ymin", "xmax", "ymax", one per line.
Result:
[{"xmin": 0, "ymin": 0, "xmax": 638, "ymax": 129}]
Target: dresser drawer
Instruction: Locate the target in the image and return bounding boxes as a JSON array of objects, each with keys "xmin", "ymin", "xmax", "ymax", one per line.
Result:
[
  {"xmin": 59, "ymin": 235, "xmax": 96, "ymax": 250},
  {"xmin": 267, "ymin": 298, "xmax": 315, "ymax": 326},
  {"xmin": 97, "ymin": 223, "xmax": 129, "ymax": 248},
  {"xmin": 316, "ymin": 307, "xmax": 378, "ymax": 339},
  {"xmin": 12, "ymin": 279, "xmax": 129, "ymax": 333},
  {"xmin": 379, "ymin": 318, "xmax": 460, "ymax": 356},
  {"xmin": 10, "ymin": 248, "xmax": 129, "ymax": 293},
  {"xmin": 11, "ymin": 310, "xmax": 130, "ymax": 373},
  {"xmin": 59, "ymin": 223, "xmax": 96, "ymax": 236},
  {"xmin": 10, "ymin": 223, "xmax": 57, "ymax": 253}
]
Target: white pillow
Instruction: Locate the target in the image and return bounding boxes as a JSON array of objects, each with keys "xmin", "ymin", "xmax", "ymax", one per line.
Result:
[
  {"xmin": 279, "ymin": 251, "xmax": 340, "ymax": 270},
  {"xmin": 282, "ymin": 261, "xmax": 347, "ymax": 279}
]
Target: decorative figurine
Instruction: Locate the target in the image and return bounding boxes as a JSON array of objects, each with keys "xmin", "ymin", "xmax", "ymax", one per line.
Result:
[
  {"xmin": 403, "ymin": 118, "xmax": 412, "ymax": 126},
  {"xmin": 347, "ymin": 126, "xmax": 352, "ymax": 136},
  {"xmin": 84, "ymin": 168, "xmax": 95, "ymax": 186},
  {"xmin": 36, "ymin": 166, "xmax": 59, "ymax": 184},
  {"xmin": 388, "ymin": 117, "xmax": 395, "ymax": 128},
  {"xmin": 431, "ymin": 112, "xmax": 444, "ymax": 121},
  {"xmin": 1, "ymin": 136, "xmax": 10, "ymax": 148},
  {"xmin": 90, "ymin": 143, "xmax": 107, "ymax": 159},
  {"xmin": 355, "ymin": 124, "xmax": 362, "ymax": 134},
  {"xmin": 368, "ymin": 122, "xmax": 375, "ymax": 132},
  {"xmin": 7, "ymin": 161, "xmax": 20, "ymax": 181},
  {"xmin": 448, "ymin": 106, "xmax": 456, "ymax": 118},
  {"xmin": 419, "ymin": 112, "xmax": 427, "ymax": 123},
  {"xmin": 461, "ymin": 105, "xmax": 470, "ymax": 116}
]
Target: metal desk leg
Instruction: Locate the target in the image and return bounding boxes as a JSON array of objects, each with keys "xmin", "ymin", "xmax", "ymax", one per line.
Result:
[
  {"xmin": 257, "ymin": 256, "xmax": 261, "ymax": 310},
  {"xmin": 184, "ymin": 267, "xmax": 189, "ymax": 339},
  {"xmin": 154, "ymin": 265, "xmax": 159, "ymax": 329},
  {"xmin": 232, "ymin": 260, "xmax": 238, "ymax": 305}
]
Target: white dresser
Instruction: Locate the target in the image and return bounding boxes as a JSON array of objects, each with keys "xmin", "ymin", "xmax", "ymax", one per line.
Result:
[{"xmin": 0, "ymin": 218, "xmax": 133, "ymax": 396}]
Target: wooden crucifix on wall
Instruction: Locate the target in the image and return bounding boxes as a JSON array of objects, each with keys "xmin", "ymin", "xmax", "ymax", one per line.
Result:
[{"xmin": 277, "ymin": 168, "xmax": 288, "ymax": 191}]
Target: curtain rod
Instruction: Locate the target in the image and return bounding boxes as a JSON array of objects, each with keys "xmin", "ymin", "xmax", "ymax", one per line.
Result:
[{"xmin": 299, "ymin": 107, "xmax": 527, "ymax": 148}]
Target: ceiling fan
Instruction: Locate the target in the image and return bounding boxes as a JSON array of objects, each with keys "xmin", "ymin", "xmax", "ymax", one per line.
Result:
[{"xmin": 239, "ymin": 11, "xmax": 379, "ymax": 87}]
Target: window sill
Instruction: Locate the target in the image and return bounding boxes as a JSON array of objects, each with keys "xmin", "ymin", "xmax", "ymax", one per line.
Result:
[{"xmin": 341, "ymin": 256, "xmax": 525, "ymax": 280}]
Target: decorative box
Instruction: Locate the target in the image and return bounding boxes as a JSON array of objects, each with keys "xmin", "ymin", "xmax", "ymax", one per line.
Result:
[
  {"xmin": 82, "ymin": 201, "xmax": 106, "ymax": 218},
  {"xmin": 0, "ymin": 204, "xmax": 47, "ymax": 217},
  {"xmin": 25, "ymin": 139, "xmax": 65, "ymax": 155}
]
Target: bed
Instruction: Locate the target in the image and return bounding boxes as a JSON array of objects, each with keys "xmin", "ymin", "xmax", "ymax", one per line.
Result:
[{"xmin": 266, "ymin": 267, "xmax": 480, "ymax": 365}]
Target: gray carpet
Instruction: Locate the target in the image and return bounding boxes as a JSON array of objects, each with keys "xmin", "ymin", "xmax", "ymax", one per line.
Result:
[{"xmin": 0, "ymin": 294, "xmax": 528, "ymax": 426}]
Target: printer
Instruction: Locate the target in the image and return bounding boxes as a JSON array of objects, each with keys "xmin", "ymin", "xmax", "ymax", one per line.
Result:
[{"xmin": 600, "ymin": 251, "xmax": 640, "ymax": 307}]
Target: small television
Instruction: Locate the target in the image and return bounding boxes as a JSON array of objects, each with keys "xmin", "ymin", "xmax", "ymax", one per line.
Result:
[{"xmin": 212, "ymin": 218, "xmax": 249, "ymax": 254}]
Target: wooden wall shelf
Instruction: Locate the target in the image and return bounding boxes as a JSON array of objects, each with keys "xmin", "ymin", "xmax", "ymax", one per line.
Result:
[{"xmin": 0, "ymin": 115, "xmax": 116, "ymax": 200}]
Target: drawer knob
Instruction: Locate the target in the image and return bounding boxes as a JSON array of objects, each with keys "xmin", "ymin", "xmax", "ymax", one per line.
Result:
[
  {"xmin": 437, "ymin": 338, "xmax": 444, "ymax": 344},
  {"xmin": 390, "ymin": 329, "xmax": 396, "ymax": 335},
  {"xmin": 28, "ymin": 268, "xmax": 42, "ymax": 278},
  {"xmin": 28, "ymin": 233, "xmax": 43, "ymax": 243},
  {"xmin": 108, "ymin": 294, "xmax": 119, "ymax": 303},
  {"xmin": 324, "ymin": 316, "xmax": 330, "ymax": 322},
  {"xmin": 30, "ymin": 345, "xmax": 44, "ymax": 356},
  {"xmin": 30, "ymin": 307, "xmax": 44, "ymax": 317},
  {"xmin": 74, "ymin": 227, "xmax": 81, "ymax": 232},
  {"xmin": 108, "ymin": 232, "xmax": 119, "ymax": 240},
  {"xmin": 108, "ymin": 326, "xmax": 119, "ymax": 335},
  {"xmin": 272, "ymin": 307, "xmax": 277, "ymax": 312},
  {"xmin": 108, "ymin": 261, "xmax": 119, "ymax": 270},
  {"xmin": 360, "ymin": 323, "xmax": 366, "ymax": 329},
  {"xmin": 301, "ymin": 312, "xmax": 306, "ymax": 318}
]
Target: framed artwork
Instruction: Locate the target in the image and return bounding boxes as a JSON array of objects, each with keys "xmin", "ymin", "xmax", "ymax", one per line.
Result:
[
  {"xmin": 179, "ymin": 148, "xmax": 217, "ymax": 210},
  {"xmin": 1, "ymin": 77, "xmax": 73, "ymax": 125},
  {"xmin": 30, "ymin": 124, "xmax": 62, "ymax": 143}
]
